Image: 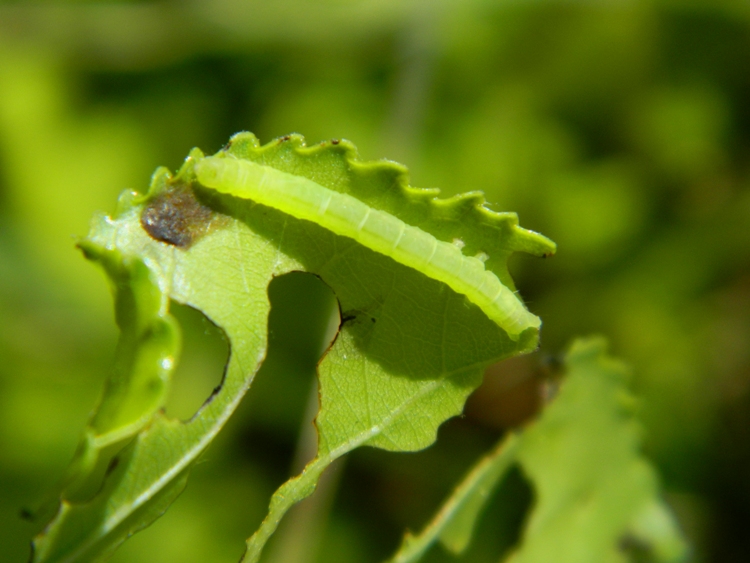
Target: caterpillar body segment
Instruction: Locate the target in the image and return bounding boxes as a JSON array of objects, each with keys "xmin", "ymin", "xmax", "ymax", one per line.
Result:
[{"xmin": 194, "ymin": 156, "xmax": 539, "ymax": 339}]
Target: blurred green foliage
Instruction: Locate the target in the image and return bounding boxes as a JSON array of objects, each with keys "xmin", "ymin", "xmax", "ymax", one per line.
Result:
[{"xmin": 0, "ymin": 1, "xmax": 748, "ymax": 562}]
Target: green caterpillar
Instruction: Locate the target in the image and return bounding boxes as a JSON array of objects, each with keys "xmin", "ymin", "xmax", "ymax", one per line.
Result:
[{"xmin": 195, "ymin": 155, "xmax": 540, "ymax": 340}]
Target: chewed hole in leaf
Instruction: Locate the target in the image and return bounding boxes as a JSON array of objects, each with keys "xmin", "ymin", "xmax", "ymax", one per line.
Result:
[
  {"xmin": 140, "ymin": 183, "xmax": 218, "ymax": 248},
  {"xmin": 237, "ymin": 272, "xmax": 339, "ymax": 457},
  {"xmin": 164, "ymin": 303, "xmax": 229, "ymax": 421}
]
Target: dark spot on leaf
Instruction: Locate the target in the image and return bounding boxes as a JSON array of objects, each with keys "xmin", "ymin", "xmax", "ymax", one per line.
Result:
[
  {"xmin": 331, "ymin": 138, "xmax": 340, "ymax": 145},
  {"xmin": 19, "ymin": 507, "xmax": 34, "ymax": 521},
  {"xmin": 279, "ymin": 135, "xmax": 291, "ymax": 142},
  {"xmin": 105, "ymin": 455, "xmax": 120, "ymax": 476},
  {"xmin": 340, "ymin": 310, "xmax": 379, "ymax": 328},
  {"xmin": 618, "ymin": 533, "xmax": 652, "ymax": 557},
  {"xmin": 141, "ymin": 184, "xmax": 215, "ymax": 248}
]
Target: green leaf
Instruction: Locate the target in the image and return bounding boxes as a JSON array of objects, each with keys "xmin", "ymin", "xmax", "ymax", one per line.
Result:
[
  {"xmin": 385, "ymin": 433, "xmax": 520, "ymax": 563},
  {"xmin": 510, "ymin": 337, "xmax": 687, "ymax": 563},
  {"xmin": 383, "ymin": 337, "xmax": 687, "ymax": 563},
  {"xmin": 64, "ymin": 245, "xmax": 181, "ymax": 503},
  {"xmin": 33, "ymin": 133, "xmax": 554, "ymax": 562}
]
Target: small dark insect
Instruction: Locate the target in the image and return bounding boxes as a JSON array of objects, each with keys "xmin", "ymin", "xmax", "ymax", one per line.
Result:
[
  {"xmin": 140, "ymin": 184, "xmax": 215, "ymax": 248},
  {"xmin": 331, "ymin": 139, "xmax": 340, "ymax": 145}
]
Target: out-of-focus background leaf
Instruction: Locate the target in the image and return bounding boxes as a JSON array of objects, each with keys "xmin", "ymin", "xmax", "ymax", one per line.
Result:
[{"xmin": 0, "ymin": 1, "xmax": 747, "ymax": 562}]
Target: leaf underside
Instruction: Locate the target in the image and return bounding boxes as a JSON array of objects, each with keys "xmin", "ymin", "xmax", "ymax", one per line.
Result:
[
  {"xmin": 385, "ymin": 337, "xmax": 688, "ymax": 563},
  {"xmin": 509, "ymin": 338, "xmax": 687, "ymax": 563},
  {"xmin": 32, "ymin": 133, "xmax": 555, "ymax": 563}
]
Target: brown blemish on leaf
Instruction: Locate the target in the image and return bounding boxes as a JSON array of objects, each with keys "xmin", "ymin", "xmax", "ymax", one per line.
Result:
[
  {"xmin": 331, "ymin": 139, "xmax": 340, "ymax": 145},
  {"xmin": 140, "ymin": 184, "xmax": 217, "ymax": 248}
]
